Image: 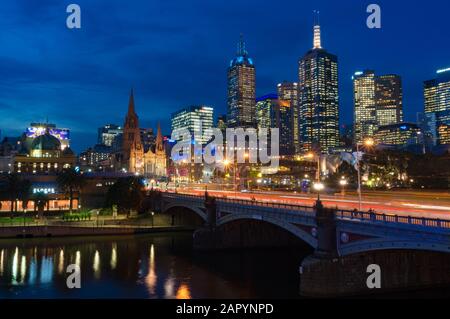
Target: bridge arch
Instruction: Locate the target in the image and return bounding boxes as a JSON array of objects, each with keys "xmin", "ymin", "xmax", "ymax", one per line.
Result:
[
  {"xmin": 217, "ymin": 214, "xmax": 318, "ymax": 249},
  {"xmin": 340, "ymin": 239, "xmax": 450, "ymax": 257}
]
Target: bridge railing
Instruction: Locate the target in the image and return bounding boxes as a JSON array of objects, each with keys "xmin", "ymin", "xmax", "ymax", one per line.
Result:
[
  {"xmin": 336, "ymin": 210, "xmax": 450, "ymax": 229},
  {"xmin": 217, "ymin": 197, "xmax": 315, "ymax": 214}
]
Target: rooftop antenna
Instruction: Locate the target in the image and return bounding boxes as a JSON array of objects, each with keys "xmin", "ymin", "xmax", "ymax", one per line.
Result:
[{"xmin": 313, "ymin": 10, "xmax": 322, "ymax": 49}]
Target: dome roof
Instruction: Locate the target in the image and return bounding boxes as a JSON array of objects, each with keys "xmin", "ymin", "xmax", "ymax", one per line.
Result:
[{"xmin": 31, "ymin": 132, "xmax": 61, "ymax": 151}]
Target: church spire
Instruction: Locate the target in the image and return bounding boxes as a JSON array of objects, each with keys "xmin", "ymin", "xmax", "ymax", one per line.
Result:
[
  {"xmin": 128, "ymin": 88, "xmax": 136, "ymax": 115},
  {"xmin": 313, "ymin": 10, "xmax": 322, "ymax": 49},
  {"xmin": 156, "ymin": 122, "xmax": 164, "ymax": 152}
]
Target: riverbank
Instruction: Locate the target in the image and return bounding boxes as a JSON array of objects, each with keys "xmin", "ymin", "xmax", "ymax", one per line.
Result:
[{"xmin": 0, "ymin": 224, "xmax": 194, "ymax": 239}]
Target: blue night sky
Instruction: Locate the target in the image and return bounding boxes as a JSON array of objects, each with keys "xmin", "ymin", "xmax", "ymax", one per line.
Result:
[{"xmin": 0, "ymin": 0, "xmax": 448, "ymax": 152}]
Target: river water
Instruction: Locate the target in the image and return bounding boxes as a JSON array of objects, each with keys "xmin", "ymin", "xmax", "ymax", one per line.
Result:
[{"xmin": 0, "ymin": 233, "xmax": 311, "ymax": 299}]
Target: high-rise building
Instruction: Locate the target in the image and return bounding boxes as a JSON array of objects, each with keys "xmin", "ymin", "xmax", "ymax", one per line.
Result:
[
  {"xmin": 98, "ymin": 124, "xmax": 123, "ymax": 147},
  {"xmin": 171, "ymin": 105, "xmax": 214, "ymax": 145},
  {"xmin": 353, "ymin": 71, "xmax": 403, "ymax": 144},
  {"xmin": 375, "ymin": 74, "xmax": 403, "ymax": 126},
  {"xmin": 424, "ymin": 68, "xmax": 450, "ymax": 145},
  {"xmin": 353, "ymin": 70, "xmax": 377, "ymax": 144},
  {"xmin": 227, "ymin": 35, "xmax": 256, "ymax": 128},
  {"xmin": 277, "ymin": 82, "xmax": 300, "ymax": 153},
  {"xmin": 298, "ymin": 16, "xmax": 339, "ymax": 154},
  {"xmin": 256, "ymin": 94, "xmax": 293, "ymax": 155}
]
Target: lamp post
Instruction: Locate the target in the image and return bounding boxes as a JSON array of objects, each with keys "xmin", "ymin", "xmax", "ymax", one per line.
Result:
[
  {"xmin": 313, "ymin": 182, "xmax": 324, "ymax": 201},
  {"xmin": 355, "ymin": 138, "xmax": 375, "ymax": 211},
  {"xmin": 339, "ymin": 178, "xmax": 348, "ymax": 196},
  {"xmin": 151, "ymin": 211, "xmax": 155, "ymax": 228}
]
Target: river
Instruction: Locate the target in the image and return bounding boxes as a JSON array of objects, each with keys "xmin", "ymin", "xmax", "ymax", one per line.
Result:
[{"xmin": 0, "ymin": 232, "xmax": 310, "ymax": 299}]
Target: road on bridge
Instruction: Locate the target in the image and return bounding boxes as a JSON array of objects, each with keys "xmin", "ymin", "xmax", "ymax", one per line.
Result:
[{"xmin": 174, "ymin": 187, "xmax": 450, "ymax": 219}]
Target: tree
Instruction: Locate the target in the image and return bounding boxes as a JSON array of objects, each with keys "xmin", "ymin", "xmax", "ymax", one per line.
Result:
[
  {"xmin": 57, "ymin": 169, "xmax": 85, "ymax": 213},
  {"xmin": 105, "ymin": 177, "xmax": 145, "ymax": 217},
  {"xmin": 32, "ymin": 192, "xmax": 49, "ymax": 218},
  {"xmin": 2, "ymin": 173, "xmax": 31, "ymax": 212}
]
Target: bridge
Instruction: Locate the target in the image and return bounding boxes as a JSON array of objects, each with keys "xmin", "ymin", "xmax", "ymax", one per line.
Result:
[{"xmin": 158, "ymin": 192, "xmax": 450, "ymax": 256}]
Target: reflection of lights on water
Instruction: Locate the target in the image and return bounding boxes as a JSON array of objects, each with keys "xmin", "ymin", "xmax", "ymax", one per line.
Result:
[
  {"xmin": 58, "ymin": 249, "xmax": 64, "ymax": 275},
  {"xmin": 20, "ymin": 256, "xmax": 27, "ymax": 284},
  {"xmin": 75, "ymin": 251, "xmax": 81, "ymax": 267},
  {"xmin": 164, "ymin": 277, "xmax": 175, "ymax": 298},
  {"xmin": 29, "ymin": 259, "xmax": 37, "ymax": 284},
  {"xmin": 93, "ymin": 250, "xmax": 101, "ymax": 278},
  {"xmin": 111, "ymin": 243, "xmax": 117, "ymax": 270},
  {"xmin": 145, "ymin": 244, "xmax": 157, "ymax": 294},
  {"xmin": 0, "ymin": 249, "xmax": 4, "ymax": 276},
  {"xmin": 40, "ymin": 257, "xmax": 53, "ymax": 284},
  {"xmin": 12, "ymin": 247, "xmax": 19, "ymax": 285},
  {"xmin": 176, "ymin": 284, "xmax": 192, "ymax": 300}
]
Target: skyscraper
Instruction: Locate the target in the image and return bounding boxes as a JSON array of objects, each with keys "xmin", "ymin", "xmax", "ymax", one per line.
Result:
[
  {"xmin": 298, "ymin": 15, "xmax": 339, "ymax": 154},
  {"xmin": 227, "ymin": 35, "xmax": 256, "ymax": 128},
  {"xmin": 424, "ymin": 68, "xmax": 450, "ymax": 145},
  {"xmin": 375, "ymin": 74, "xmax": 403, "ymax": 127},
  {"xmin": 353, "ymin": 70, "xmax": 403, "ymax": 144},
  {"xmin": 278, "ymin": 82, "xmax": 300, "ymax": 154},
  {"xmin": 171, "ymin": 105, "xmax": 214, "ymax": 145},
  {"xmin": 256, "ymin": 94, "xmax": 293, "ymax": 155}
]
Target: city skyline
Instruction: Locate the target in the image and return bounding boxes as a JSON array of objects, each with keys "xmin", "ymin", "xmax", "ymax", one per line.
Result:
[{"xmin": 0, "ymin": 1, "xmax": 449, "ymax": 152}]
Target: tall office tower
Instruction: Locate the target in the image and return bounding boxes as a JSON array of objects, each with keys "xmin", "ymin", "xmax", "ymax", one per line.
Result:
[
  {"xmin": 424, "ymin": 68, "xmax": 450, "ymax": 145},
  {"xmin": 171, "ymin": 105, "xmax": 214, "ymax": 145},
  {"xmin": 278, "ymin": 82, "xmax": 300, "ymax": 154},
  {"xmin": 298, "ymin": 15, "xmax": 339, "ymax": 154},
  {"xmin": 256, "ymin": 94, "xmax": 293, "ymax": 155},
  {"xmin": 375, "ymin": 74, "xmax": 403, "ymax": 126},
  {"xmin": 353, "ymin": 71, "xmax": 403, "ymax": 144},
  {"xmin": 353, "ymin": 70, "xmax": 377, "ymax": 144},
  {"xmin": 98, "ymin": 124, "xmax": 123, "ymax": 147},
  {"xmin": 227, "ymin": 35, "xmax": 256, "ymax": 128}
]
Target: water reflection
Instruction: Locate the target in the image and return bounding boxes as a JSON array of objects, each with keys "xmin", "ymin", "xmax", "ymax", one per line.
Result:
[
  {"xmin": 0, "ymin": 233, "xmax": 307, "ymax": 299},
  {"xmin": 145, "ymin": 244, "xmax": 157, "ymax": 294},
  {"xmin": 93, "ymin": 251, "xmax": 100, "ymax": 279},
  {"xmin": 110, "ymin": 243, "xmax": 117, "ymax": 270}
]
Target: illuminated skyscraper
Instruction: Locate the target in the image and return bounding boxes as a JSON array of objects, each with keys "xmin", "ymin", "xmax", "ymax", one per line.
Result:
[
  {"xmin": 256, "ymin": 94, "xmax": 293, "ymax": 155},
  {"xmin": 424, "ymin": 68, "xmax": 450, "ymax": 145},
  {"xmin": 353, "ymin": 70, "xmax": 377, "ymax": 144},
  {"xmin": 375, "ymin": 74, "xmax": 403, "ymax": 127},
  {"xmin": 353, "ymin": 71, "xmax": 403, "ymax": 144},
  {"xmin": 298, "ymin": 14, "xmax": 339, "ymax": 154},
  {"xmin": 171, "ymin": 105, "xmax": 214, "ymax": 145},
  {"xmin": 277, "ymin": 82, "xmax": 300, "ymax": 154},
  {"xmin": 227, "ymin": 35, "xmax": 256, "ymax": 128}
]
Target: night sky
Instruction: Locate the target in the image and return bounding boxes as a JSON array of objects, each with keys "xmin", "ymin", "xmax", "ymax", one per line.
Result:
[{"xmin": 0, "ymin": 0, "xmax": 448, "ymax": 152}]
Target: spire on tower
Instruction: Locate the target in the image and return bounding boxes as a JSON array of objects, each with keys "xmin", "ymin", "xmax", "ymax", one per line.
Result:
[
  {"xmin": 156, "ymin": 122, "xmax": 164, "ymax": 152},
  {"xmin": 128, "ymin": 88, "xmax": 135, "ymax": 114},
  {"xmin": 237, "ymin": 33, "xmax": 248, "ymax": 56},
  {"xmin": 313, "ymin": 10, "xmax": 322, "ymax": 49}
]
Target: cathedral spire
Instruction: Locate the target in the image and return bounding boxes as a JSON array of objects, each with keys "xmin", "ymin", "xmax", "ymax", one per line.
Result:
[
  {"xmin": 156, "ymin": 122, "xmax": 164, "ymax": 152},
  {"xmin": 128, "ymin": 88, "xmax": 136, "ymax": 115},
  {"xmin": 313, "ymin": 10, "xmax": 322, "ymax": 49}
]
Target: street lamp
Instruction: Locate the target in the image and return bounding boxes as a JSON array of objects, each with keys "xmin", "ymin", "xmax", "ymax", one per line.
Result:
[
  {"xmin": 151, "ymin": 211, "xmax": 155, "ymax": 228},
  {"xmin": 313, "ymin": 182, "xmax": 324, "ymax": 200},
  {"xmin": 339, "ymin": 178, "xmax": 348, "ymax": 196},
  {"xmin": 356, "ymin": 138, "xmax": 375, "ymax": 211}
]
